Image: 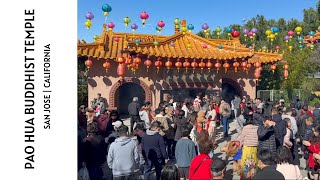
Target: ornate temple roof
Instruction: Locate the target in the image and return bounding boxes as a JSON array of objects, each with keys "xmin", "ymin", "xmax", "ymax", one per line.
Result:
[
  {"xmin": 78, "ymin": 24, "xmax": 282, "ymax": 63},
  {"xmin": 303, "ymin": 32, "xmax": 320, "ymax": 44}
]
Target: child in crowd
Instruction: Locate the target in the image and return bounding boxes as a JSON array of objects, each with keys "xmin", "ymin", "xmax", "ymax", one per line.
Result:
[{"xmin": 175, "ymin": 126, "xmax": 196, "ymax": 180}]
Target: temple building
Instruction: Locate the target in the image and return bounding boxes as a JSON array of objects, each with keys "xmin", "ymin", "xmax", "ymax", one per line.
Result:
[{"xmin": 78, "ymin": 22, "xmax": 282, "ymax": 114}]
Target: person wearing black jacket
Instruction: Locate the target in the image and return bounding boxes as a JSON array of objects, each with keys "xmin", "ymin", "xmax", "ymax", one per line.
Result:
[
  {"xmin": 142, "ymin": 121, "xmax": 168, "ymax": 180},
  {"xmin": 128, "ymin": 97, "xmax": 141, "ymax": 133},
  {"xmin": 257, "ymin": 115, "xmax": 277, "ymax": 153},
  {"xmin": 271, "ymin": 108, "xmax": 286, "ymax": 149}
]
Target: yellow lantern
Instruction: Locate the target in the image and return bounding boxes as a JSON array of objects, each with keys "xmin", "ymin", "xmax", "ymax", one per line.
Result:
[
  {"xmin": 85, "ymin": 20, "xmax": 92, "ymax": 29},
  {"xmin": 265, "ymin": 30, "xmax": 272, "ymax": 36},
  {"xmin": 288, "ymin": 45, "xmax": 293, "ymax": 53},
  {"xmin": 295, "ymin": 26, "xmax": 303, "ymax": 35}
]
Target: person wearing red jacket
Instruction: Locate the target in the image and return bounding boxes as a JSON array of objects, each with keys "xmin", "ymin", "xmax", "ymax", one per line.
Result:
[
  {"xmin": 303, "ymin": 126, "xmax": 320, "ymax": 180},
  {"xmin": 189, "ymin": 141, "xmax": 213, "ymax": 180}
]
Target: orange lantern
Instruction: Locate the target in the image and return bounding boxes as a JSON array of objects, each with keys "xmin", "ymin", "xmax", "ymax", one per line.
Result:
[
  {"xmin": 117, "ymin": 63, "xmax": 126, "ymax": 79},
  {"xmin": 214, "ymin": 62, "xmax": 221, "ymax": 73},
  {"xmin": 130, "ymin": 62, "xmax": 138, "ymax": 74},
  {"xmin": 206, "ymin": 60, "xmax": 213, "ymax": 72},
  {"xmin": 191, "ymin": 60, "xmax": 198, "ymax": 73},
  {"xmin": 284, "ymin": 64, "xmax": 289, "ymax": 70},
  {"xmin": 284, "ymin": 69, "xmax": 289, "ymax": 79},
  {"xmin": 102, "ymin": 61, "xmax": 111, "ymax": 72},
  {"xmin": 246, "ymin": 63, "xmax": 252, "ymax": 73},
  {"xmin": 165, "ymin": 59, "xmax": 173, "ymax": 72},
  {"xmin": 254, "ymin": 68, "xmax": 261, "ymax": 80},
  {"xmin": 223, "ymin": 62, "xmax": 230, "ymax": 73},
  {"xmin": 198, "ymin": 60, "xmax": 206, "ymax": 72},
  {"xmin": 254, "ymin": 62, "xmax": 261, "ymax": 68},
  {"xmin": 183, "ymin": 60, "xmax": 191, "ymax": 72},
  {"xmin": 144, "ymin": 59, "xmax": 152, "ymax": 72},
  {"xmin": 134, "ymin": 57, "xmax": 142, "ymax": 65},
  {"xmin": 175, "ymin": 59, "xmax": 183, "ymax": 72},
  {"xmin": 233, "ymin": 61, "xmax": 240, "ymax": 72},
  {"xmin": 270, "ymin": 64, "xmax": 276, "ymax": 73},
  {"xmin": 241, "ymin": 62, "xmax": 247, "ymax": 72},
  {"xmin": 85, "ymin": 59, "xmax": 93, "ymax": 69},
  {"xmin": 117, "ymin": 56, "xmax": 125, "ymax": 64},
  {"xmin": 155, "ymin": 58, "xmax": 162, "ymax": 73}
]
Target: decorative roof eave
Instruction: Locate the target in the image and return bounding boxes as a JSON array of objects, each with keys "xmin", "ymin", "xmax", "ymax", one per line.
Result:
[
  {"xmin": 303, "ymin": 32, "xmax": 320, "ymax": 44},
  {"xmin": 248, "ymin": 52, "xmax": 283, "ymax": 63}
]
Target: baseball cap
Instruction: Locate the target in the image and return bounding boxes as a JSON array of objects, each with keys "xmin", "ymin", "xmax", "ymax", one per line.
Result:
[{"xmin": 112, "ymin": 121, "xmax": 123, "ymax": 128}]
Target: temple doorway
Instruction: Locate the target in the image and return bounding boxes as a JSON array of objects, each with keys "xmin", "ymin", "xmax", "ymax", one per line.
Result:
[
  {"xmin": 221, "ymin": 78, "xmax": 242, "ymax": 104},
  {"xmin": 116, "ymin": 83, "xmax": 145, "ymax": 115}
]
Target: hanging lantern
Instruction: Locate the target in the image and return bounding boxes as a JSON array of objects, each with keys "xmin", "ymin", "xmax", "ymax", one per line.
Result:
[
  {"xmin": 284, "ymin": 64, "xmax": 289, "ymax": 70},
  {"xmin": 93, "ymin": 35, "xmax": 98, "ymax": 41},
  {"xmin": 125, "ymin": 57, "xmax": 132, "ymax": 69},
  {"xmin": 191, "ymin": 60, "xmax": 198, "ymax": 73},
  {"xmin": 272, "ymin": 27, "xmax": 279, "ymax": 35},
  {"xmin": 288, "ymin": 45, "xmax": 293, "ymax": 53},
  {"xmin": 248, "ymin": 31, "xmax": 254, "ymax": 41},
  {"xmin": 134, "ymin": 57, "xmax": 142, "ymax": 65},
  {"xmin": 269, "ymin": 34, "xmax": 275, "ymax": 43},
  {"xmin": 175, "ymin": 59, "xmax": 182, "ymax": 72},
  {"xmin": 223, "ymin": 62, "xmax": 230, "ymax": 73},
  {"xmin": 114, "ymin": 37, "xmax": 120, "ymax": 43},
  {"xmin": 258, "ymin": 66, "xmax": 263, "ymax": 71},
  {"xmin": 242, "ymin": 29, "xmax": 249, "ymax": 41},
  {"xmin": 102, "ymin": 4, "xmax": 112, "ymax": 17},
  {"xmin": 270, "ymin": 64, "xmax": 276, "ymax": 73},
  {"xmin": 123, "ymin": 17, "xmax": 131, "ymax": 27},
  {"xmin": 85, "ymin": 59, "xmax": 93, "ymax": 69},
  {"xmin": 275, "ymin": 45, "xmax": 281, "ymax": 52},
  {"xmin": 155, "ymin": 58, "xmax": 162, "ymax": 73},
  {"xmin": 187, "ymin": 24, "xmax": 194, "ymax": 32},
  {"xmin": 216, "ymin": 26, "xmax": 222, "ymax": 38},
  {"xmin": 117, "ymin": 63, "xmax": 125, "ymax": 79},
  {"xmin": 214, "ymin": 62, "xmax": 221, "ymax": 73},
  {"xmin": 246, "ymin": 63, "xmax": 252, "ymax": 72},
  {"xmin": 231, "ymin": 31, "xmax": 240, "ymax": 38},
  {"xmin": 183, "ymin": 60, "xmax": 191, "ymax": 72},
  {"xmin": 117, "ymin": 57, "xmax": 125, "ymax": 64},
  {"xmin": 130, "ymin": 62, "xmax": 138, "ymax": 74},
  {"xmin": 254, "ymin": 62, "xmax": 261, "ymax": 68},
  {"xmin": 284, "ymin": 35, "xmax": 290, "ymax": 45},
  {"xmin": 173, "ymin": 18, "xmax": 181, "ymax": 29},
  {"xmin": 241, "ymin": 61, "xmax": 247, "ymax": 72},
  {"xmin": 206, "ymin": 60, "xmax": 213, "ymax": 72},
  {"xmin": 85, "ymin": 19, "xmax": 92, "ymax": 29},
  {"xmin": 226, "ymin": 27, "xmax": 232, "ymax": 39},
  {"xmin": 233, "ymin": 61, "xmax": 240, "ymax": 72},
  {"xmin": 198, "ymin": 60, "xmax": 206, "ymax": 72},
  {"xmin": 295, "ymin": 26, "xmax": 303, "ymax": 35},
  {"xmin": 107, "ymin": 22, "xmax": 115, "ymax": 31},
  {"xmin": 103, "ymin": 61, "xmax": 111, "ymax": 72},
  {"xmin": 254, "ymin": 68, "xmax": 261, "ymax": 80},
  {"xmin": 131, "ymin": 23, "xmax": 138, "ymax": 32},
  {"xmin": 140, "ymin": 11, "xmax": 149, "ymax": 26},
  {"xmin": 284, "ymin": 70, "xmax": 289, "ymax": 79},
  {"xmin": 144, "ymin": 58, "xmax": 152, "ymax": 72},
  {"xmin": 165, "ymin": 59, "xmax": 173, "ymax": 72},
  {"xmin": 287, "ymin": 30, "xmax": 295, "ymax": 39}
]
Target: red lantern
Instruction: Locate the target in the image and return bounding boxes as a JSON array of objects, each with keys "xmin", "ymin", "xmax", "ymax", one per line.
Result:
[
  {"xmin": 155, "ymin": 58, "xmax": 162, "ymax": 73},
  {"xmin": 191, "ymin": 60, "xmax": 198, "ymax": 73},
  {"xmin": 175, "ymin": 60, "xmax": 182, "ymax": 72},
  {"xmin": 231, "ymin": 31, "xmax": 240, "ymax": 38},
  {"xmin": 206, "ymin": 60, "xmax": 213, "ymax": 72},
  {"xmin": 223, "ymin": 62, "xmax": 230, "ymax": 73},
  {"xmin": 198, "ymin": 60, "xmax": 206, "ymax": 72},
  {"xmin": 214, "ymin": 62, "xmax": 221, "ymax": 73},
  {"xmin": 117, "ymin": 57, "xmax": 125, "ymax": 64},
  {"xmin": 134, "ymin": 57, "xmax": 142, "ymax": 65},
  {"xmin": 270, "ymin": 64, "xmax": 276, "ymax": 73},
  {"xmin": 246, "ymin": 63, "xmax": 252, "ymax": 73},
  {"xmin": 85, "ymin": 59, "xmax": 93, "ymax": 69},
  {"xmin": 233, "ymin": 62, "xmax": 240, "ymax": 72},
  {"xmin": 241, "ymin": 61, "xmax": 247, "ymax": 72},
  {"xmin": 254, "ymin": 68, "xmax": 261, "ymax": 80},
  {"xmin": 144, "ymin": 59, "xmax": 152, "ymax": 72},
  {"xmin": 183, "ymin": 60, "xmax": 191, "ymax": 72},
  {"xmin": 117, "ymin": 63, "xmax": 126, "ymax": 79},
  {"xmin": 258, "ymin": 66, "xmax": 263, "ymax": 71},
  {"xmin": 254, "ymin": 62, "xmax": 261, "ymax": 68},
  {"xmin": 284, "ymin": 70, "xmax": 289, "ymax": 79},
  {"xmin": 130, "ymin": 62, "xmax": 138, "ymax": 74},
  {"xmin": 103, "ymin": 61, "xmax": 111, "ymax": 72},
  {"xmin": 114, "ymin": 37, "xmax": 120, "ymax": 43},
  {"xmin": 284, "ymin": 64, "xmax": 289, "ymax": 70},
  {"xmin": 165, "ymin": 59, "xmax": 173, "ymax": 72},
  {"xmin": 125, "ymin": 57, "xmax": 132, "ymax": 69}
]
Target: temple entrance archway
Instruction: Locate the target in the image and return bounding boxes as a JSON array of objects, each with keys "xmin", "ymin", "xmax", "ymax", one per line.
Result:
[
  {"xmin": 109, "ymin": 78, "xmax": 152, "ymax": 114},
  {"xmin": 221, "ymin": 78, "xmax": 242, "ymax": 104}
]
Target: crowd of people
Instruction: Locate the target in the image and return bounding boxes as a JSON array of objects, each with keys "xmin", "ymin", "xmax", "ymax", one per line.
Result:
[{"xmin": 78, "ymin": 92, "xmax": 320, "ymax": 180}]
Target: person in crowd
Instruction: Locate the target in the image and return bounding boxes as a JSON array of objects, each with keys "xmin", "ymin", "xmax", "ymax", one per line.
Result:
[
  {"xmin": 219, "ymin": 99, "xmax": 231, "ymax": 138},
  {"xmin": 253, "ymin": 108, "xmax": 264, "ymax": 126},
  {"xmin": 303, "ymin": 126, "xmax": 320, "ymax": 180},
  {"xmin": 282, "ymin": 108, "xmax": 298, "ymax": 140},
  {"xmin": 155, "ymin": 108, "xmax": 169, "ymax": 137},
  {"xmin": 271, "ymin": 108, "xmax": 286, "ymax": 149},
  {"xmin": 83, "ymin": 122, "xmax": 106, "ymax": 180},
  {"xmin": 257, "ymin": 115, "xmax": 277, "ymax": 153},
  {"xmin": 189, "ymin": 112, "xmax": 200, "ymax": 155},
  {"xmin": 233, "ymin": 94, "xmax": 241, "ymax": 122},
  {"xmin": 78, "ymin": 105, "xmax": 87, "ymax": 130},
  {"xmin": 175, "ymin": 110, "xmax": 190, "ymax": 142},
  {"xmin": 142, "ymin": 121, "xmax": 168, "ymax": 180},
  {"xmin": 275, "ymin": 147, "xmax": 302, "ymax": 180},
  {"xmin": 139, "ymin": 101, "xmax": 152, "ymax": 130},
  {"xmin": 205, "ymin": 104, "xmax": 217, "ymax": 147},
  {"xmin": 86, "ymin": 107, "xmax": 96, "ymax": 124},
  {"xmin": 211, "ymin": 158, "xmax": 227, "ymax": 180},
  {"xmin": 161, "ymin": 164, "xmax": 180, "ymax": 180},
  {"xmin": 105, "ymin": 120, "xmax": 123, "ymax": 147},
  {"xmin": 91, "ymin": 93, "xmax": 108, "ymax": 113},
  {"xmin": 313, "ymin": 103, "xmax": 320, "ymax": 124},
  {"xmin": 164, "ymin": 106, "xmax": 176, "ymax": 159},
  {"xmin": 236, "ymin": 111, "xmax": 247, "ymax": 135},
  {"xmin": 283, "ymin": 118, "xmax": 293, "ymax": 149},
  {"xmin": 253, "ymin": 149, "xmax": 285, "ymax": 180},
  {"xmin": 109, "ymin": 110, "xmax": 122, "ymax": 123},
  {"xmin": 128, "ymin": 97, "xmax": 141, "ymax": 133},
  {"xmin": 237, "ymin": 117, "xmax": 259, "ymax": 179},
  {"xmin": 193, "ymin": 94, "xmax": 202, "ymax": 112},
  {"xmin": 107, "ymin": 125, "xmax": 139, "ymax": 180},
  {"xmin": 189, "ymin": 141, "xmax": 214, "ymax": 180},
  {"xmin": 202, "ymin": 94, "xmax": 210, "ymax": 111},
  {"xmin": 133, "ymin": 122, "xmax": 146, "ymax": 173},
  {"xmin": 94, "ymin": 113, "xmax": 113, "ymax": 137},
  {"xmin": 175, "ymin": 102, "xmax": 182, "ymax": 117},
  {"xmin": 78, "ymin": 122, "xmax": 87, "ymax": 171},
  {"xmin": 182, "ymin": 101, "xmax": 191, "ymax": 118},
  {"xmin": 175, "ymin": 126, "xmax": 196, "ymax": 180},
  {"xmin": 243, "ymin": 101, "xmax": 254, "ymax": 122},
  {"xmin": 95, "ymin": 103, "xmax": 102, "ymax": 116},
  {"xmin": 213, "ymin": 101, "xmax": 221, "ymax": 127}
]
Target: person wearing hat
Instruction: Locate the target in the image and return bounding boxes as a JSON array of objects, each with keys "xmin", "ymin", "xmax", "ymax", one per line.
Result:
[{"xmin": 128, "ymin": 97, "xmax": 141, "ymax": 133}]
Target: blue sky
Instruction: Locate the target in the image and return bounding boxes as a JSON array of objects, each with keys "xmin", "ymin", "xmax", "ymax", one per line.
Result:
[{"xmin": 78, "ymin": 0, "xmax": 319, "ymax": 42}]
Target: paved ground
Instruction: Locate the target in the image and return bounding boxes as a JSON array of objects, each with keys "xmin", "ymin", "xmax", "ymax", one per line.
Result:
[{"xmin": 102, "ymin": 118, "xmax": 309, "ymax": 180}]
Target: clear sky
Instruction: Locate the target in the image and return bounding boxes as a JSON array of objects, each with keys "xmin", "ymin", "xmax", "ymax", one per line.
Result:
[{"xmin": 78, "ymin": 0, "xmax": 318, "ymax": 42}]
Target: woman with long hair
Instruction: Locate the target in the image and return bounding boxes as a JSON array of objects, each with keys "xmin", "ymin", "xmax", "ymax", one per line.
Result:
[
  {"xmin": 275, "ymin": 147, "xmax": 302, "ymax": 180},
  {"xmin": 161, "ymin": 164, "xmax": 180, "ymax": 180}
]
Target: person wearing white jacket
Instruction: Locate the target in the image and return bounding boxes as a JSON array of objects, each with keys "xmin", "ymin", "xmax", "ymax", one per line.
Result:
[{"xmin": 107, "ymin": 125, "xmax": 139, "ymax": 179}]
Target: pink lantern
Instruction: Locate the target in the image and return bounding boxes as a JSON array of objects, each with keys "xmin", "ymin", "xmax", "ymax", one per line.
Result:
[
  {"xmin": 107, "ymin": 22, "xmax": 115, "ymax": 30},
  {"xmin": 287, "ymin": 30, "xmax": 295, "ymax": 38},
  {"xmin": 275, "ymin": 45, "xmax": 281, "ymax": 50},
  {"xmin": 310, "ymin": 37, "xmax": 316, "ymax": 43},
  {"xmin": 114, "ymin": 37, "xmax": 120, "ymax": 42},
  {"xmin": 157, "ymin": 21, "xmax": 165, "ymax": 28},
  {"xmin": 248, "ymin": 31, "xmax": 253, "ymax": 37},
  {"xmin": 140, "ymin": 11, "xmax": 149, "ymax": 25}
]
